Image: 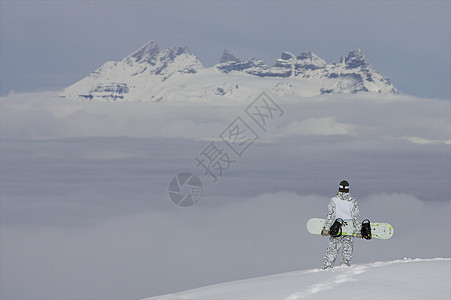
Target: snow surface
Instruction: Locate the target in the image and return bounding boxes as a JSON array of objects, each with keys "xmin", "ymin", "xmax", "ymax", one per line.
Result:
[{"xmin": 144, "ymin": 258, "xmax": 450, "ymax": 300}]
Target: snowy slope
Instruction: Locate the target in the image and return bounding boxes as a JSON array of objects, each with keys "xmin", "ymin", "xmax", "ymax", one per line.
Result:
[
  {"xmin": 60, "ymin": 41, "xmax": 398, "ymax": 102},
  {"xmin": 144, "ymin": 258, "xmax": 450, "ymax": 300}
]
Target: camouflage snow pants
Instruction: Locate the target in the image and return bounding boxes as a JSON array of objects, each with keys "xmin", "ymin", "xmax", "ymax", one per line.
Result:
[{"xmin": 322, "ymin": 235, "xmax": 354, "ymax": 269}]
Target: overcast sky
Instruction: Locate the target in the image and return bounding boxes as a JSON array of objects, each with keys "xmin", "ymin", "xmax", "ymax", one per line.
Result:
[{"xmin": 0, "ymin": 0, "xmax": 450, "ymax": 98}]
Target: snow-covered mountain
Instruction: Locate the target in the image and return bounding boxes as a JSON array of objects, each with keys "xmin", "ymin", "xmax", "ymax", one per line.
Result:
[
  {"xmin": 144, "ymin": 258, "xmax": 450, "ymax": 300},
  {"xmin": 60, "ymin": 41, "xmax": 398, "ymax": 102}
]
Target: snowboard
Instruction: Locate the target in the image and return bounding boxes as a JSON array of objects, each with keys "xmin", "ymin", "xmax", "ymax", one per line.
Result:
[{"xmin": 306, "ymin": 218, "xmax": 394, "ymax": 240}]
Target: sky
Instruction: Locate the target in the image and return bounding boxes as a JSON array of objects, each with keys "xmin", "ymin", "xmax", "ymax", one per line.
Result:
[{"xmin": 0, "ymin": 0, "xmax": 450, "ymax": 99}]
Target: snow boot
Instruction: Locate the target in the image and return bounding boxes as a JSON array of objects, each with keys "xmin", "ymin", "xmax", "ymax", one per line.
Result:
[
  {"xmin": 361, "ymin": 219, "xmax": 372, "ymax": 240},
  {"xmin": 329, "ymin": 218, "xmax": 344, "ymax": 237}
]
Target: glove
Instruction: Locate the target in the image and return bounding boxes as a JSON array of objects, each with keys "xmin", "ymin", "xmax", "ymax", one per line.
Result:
[
  {"xmin": 321, "ymin": 229, "xmax": 329, "ymax": 236},
  {"xmin": 356, "ymin": 232, "xmax": 362, "ymax": 238}
]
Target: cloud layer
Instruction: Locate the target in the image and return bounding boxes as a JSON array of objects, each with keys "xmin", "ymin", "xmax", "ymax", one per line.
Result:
[
  {"xmin": 1, "ymin": 91, "xmax": 450, "ymax": 299},
  {"xmin": 1, "ymin": 192, "xmax": 449, "ymax": 299},
  {"xmin": 1, "ymin": 91, "xmax": 449, "ymax": 142}
]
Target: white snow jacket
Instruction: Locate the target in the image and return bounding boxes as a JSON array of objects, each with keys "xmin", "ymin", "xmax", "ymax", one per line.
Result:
[{"xmin": 325, "ymin": 192, "xmax": 360, "ymax": 234}]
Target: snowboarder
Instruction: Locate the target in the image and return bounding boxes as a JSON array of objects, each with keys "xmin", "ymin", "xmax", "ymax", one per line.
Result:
[{"xmin": 321, "ymin": 180, "xmax": 360, "ymax": 269}]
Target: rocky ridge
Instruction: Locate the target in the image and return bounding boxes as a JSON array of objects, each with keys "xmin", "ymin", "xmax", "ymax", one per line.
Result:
[{"xmin": 60, "ymin": 41, "xmax": 397, "ymax": 102}]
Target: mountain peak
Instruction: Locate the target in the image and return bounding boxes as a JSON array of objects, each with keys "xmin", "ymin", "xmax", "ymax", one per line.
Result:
[
  {"xmin": 280, "ymin": 51, "xmax": 296, "ymax": 60},
  {"xmin": 160, "ymin": 46, "xmax": 190, "ymax": 62},
  {"xmin": 219, "ymin": 50, "xmax": 240, "ymax": 63},
  {"xmin": 343, "ymin": 49, "xmax": 367, "ymax": 68},
  {"xmin": 216, "ymin": 51, "xmax": 266, "ymax": 74},
  {"xmin": 297, "ymin": 51, "xmax": 319, "ymax": 61},
  {"xmin": 128, "ymin": 41, "xmax": 160, "ymax": 64},
  {"xmin": 296, "ymin": 51, "xmax": 326, "ymax": 70},
  {"xmin": 61, "ymin": 42, "xmax": 398, "ymax": 101}
]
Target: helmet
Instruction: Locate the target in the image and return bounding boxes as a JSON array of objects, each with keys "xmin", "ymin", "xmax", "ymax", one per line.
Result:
[{"xmin": 339, "ymin": 180, "xmax": 350, "ymax": 193}]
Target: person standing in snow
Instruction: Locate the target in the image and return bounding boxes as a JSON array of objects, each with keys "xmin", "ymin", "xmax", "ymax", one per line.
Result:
[{"xmin": 321, "ymin": 180, "xmax": 360, "ymax": 269}]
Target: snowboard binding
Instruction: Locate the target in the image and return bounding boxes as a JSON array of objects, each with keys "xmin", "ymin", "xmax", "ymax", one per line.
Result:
[
  {"xmin": 361, "ymin": 219, "xmax": 372, "ymax": 240},
  {"xmin": 329, "ymin": 218, "xmax": 344, "ymax": 237}
]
